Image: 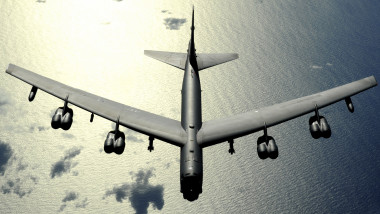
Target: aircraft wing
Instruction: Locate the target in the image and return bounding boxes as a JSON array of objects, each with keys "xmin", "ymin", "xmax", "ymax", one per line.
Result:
[
  {"xmin": 6, "ymin": 64, "xmax": 186, "ymax": 147},
  {"xmin": 197, "ymin": 76, "xmax": 377, "ymax": 148}
]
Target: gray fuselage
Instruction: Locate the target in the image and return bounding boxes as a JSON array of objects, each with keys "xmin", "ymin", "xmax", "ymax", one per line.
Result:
[{"xmin": 179, "ymin": 36, "xmax": 204, "ymax": 201}]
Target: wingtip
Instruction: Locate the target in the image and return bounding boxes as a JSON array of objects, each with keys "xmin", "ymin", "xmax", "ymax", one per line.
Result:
[
  {"xmin": 144, "ymin": 50, "xmax": 154, "ymax": 56},
  {"xmin": 372, "ymin": 75, "xmax": 378, "ymax": 86},
  {"xmin": 5, "ymin": 63, "xmax": 15, "ymax": 74}
]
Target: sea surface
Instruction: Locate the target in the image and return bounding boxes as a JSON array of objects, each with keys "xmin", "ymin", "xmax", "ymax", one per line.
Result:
[{"xmin": 0, "ymin": 0, "xmax": 379, "ymax": 213}]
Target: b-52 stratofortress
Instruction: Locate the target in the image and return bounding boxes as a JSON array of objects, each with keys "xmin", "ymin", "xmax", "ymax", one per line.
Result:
[{"xmin": 6, "ymin": 8, "xmax": 377, "ymax": 201}]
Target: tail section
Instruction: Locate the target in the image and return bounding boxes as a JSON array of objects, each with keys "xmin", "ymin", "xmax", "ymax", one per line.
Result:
[
  {"xmin": 190, "ymin": 6, "xmax": 195, "ymax": 48},
  {"xmin": 144, "ymin": 6, "xmax": 238, "ymax": 71},
  {"xmin": 189, "ymin": 6, "xmax": 198, "ymax": 70}
]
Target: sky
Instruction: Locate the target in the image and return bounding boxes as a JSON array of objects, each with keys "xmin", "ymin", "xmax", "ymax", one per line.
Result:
[{"xmin": 0, "ymin": 0, "xmax": 379, "ymax": 213}]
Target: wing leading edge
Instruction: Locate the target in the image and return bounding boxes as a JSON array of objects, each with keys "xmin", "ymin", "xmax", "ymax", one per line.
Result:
[
  {"xmin": 197, "ymin": 76, "xmax": 377, "ymax": 148},
  {"xmin": 6, "ymin": 64, "xmax": 186, "ymax": 147}
]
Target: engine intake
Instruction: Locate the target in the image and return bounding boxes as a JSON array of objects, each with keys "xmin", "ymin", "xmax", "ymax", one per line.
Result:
[
  {"xmin": 51, "ymin": 107, "xmax": 74, "ymax": 130},
  {"xmin": 257, "ymin": 124, "xmax": 278, "ymax": 159},
  {"xmin": 309, "ymin": 105, "xmax": 331, "ymax": 139},
  {"xmin": 104, "ymin": 120, "xmax": 125, "ymax": 155},
  {"xmin": 257, "ymin": 135, "xmax": 278, "ymax": 159}
]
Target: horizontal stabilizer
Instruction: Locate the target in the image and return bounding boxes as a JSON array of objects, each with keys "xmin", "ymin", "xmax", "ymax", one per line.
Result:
[
  {"xmin": 197, "ymin": 53, "xmax": 238, "ymax": 71},
  {"xmin": 144, "ymin": 50, "xmax": 187, "ymax": 70}
]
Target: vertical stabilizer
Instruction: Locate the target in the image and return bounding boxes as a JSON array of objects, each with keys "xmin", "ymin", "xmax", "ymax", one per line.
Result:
[
  {"xmin": 190, "ymin": 6, "xmax": 195, "ymax": 52},
  {"xmin": 189, "ymin": 6, "xmax": 198, "ymax": 70},
  {"xmin": 191, "ymin": 6, "xmax": 195, "ymax": 37}
]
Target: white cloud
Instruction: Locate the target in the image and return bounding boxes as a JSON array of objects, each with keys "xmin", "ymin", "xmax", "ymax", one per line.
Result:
[{"xmin": 311, "ymin": 65, "xmax": 323, "ymax": 69}]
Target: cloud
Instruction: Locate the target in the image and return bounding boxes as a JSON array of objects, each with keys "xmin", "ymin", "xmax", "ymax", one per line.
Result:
[
  {"xmin": 50, "ymin": 147, "xmax": 81, "ymax": 178},
  {"xmin": 0, "ymin": 144, "xmax": 39, "ymax": 198},
  {"xmin": 0, "ymin": 98, "xmax": 9, "ymax": 107},
  {"xmin": 59, "ymin": 204, "xmax": 67, "ymax": 212},
  {"xmin": 1, "ymin": 178, "xmax": 33, "ymax": 198},
  {"xmin": 75, "ymin": 197, "xmax": 89, "ymax": 208},
  {"xmin": 165, "ymin": 163, "xmax": 171, "ymax": 169},
  {"xmin": 164, "ymin": 18, "xmax": 187, "ymax": 30},
  {"xmin": 17, "ymin": 161, "xmax": 28, "ymax": 171},
  {"xmin": 106, "ymin": 183, "xmax": 130, "ymax": 202},
  {"xmin": 30, "ymin": 176, "xmax": 39, "ymax": 184},
  {"xmin": 0, "ymin": 91, "xmax": 11, "ymax": 115},
  {"xmin": 126, "ymin": 135, "xmax": 143, "ymax": 143},
  {"xmin": 38, "ymin": 126, "xmax": 47, "ymax": 131},
  {"xmin": 161, "ymin": 10, "xmax": 172, "ymax": 14},
  {"xmin": 61, "ymin": 133, "xmax": 75, "ymax": 139},
  {"xmin": 29, "ymin": 124, "xmax": 48, "ymax": 132},
  {"xmin": 59, "ymin": 191, "xmax": 88, "ymax": 212},
  {"xmin": 62, "ymin": 191, "xmax": 78, "ymax": 202},
  {"xmin": 311, "ymin": 65, "xmax": 323, "ymax": 69},
  {"xmin": 104, "ymin": 169, "xmax": 164, "ymax": 214},
  {"xmin": 109, "ymin": 127, "xmax": 144, "ymax": 143},
  {"xmin": 0, "ymin": 141, "xmax": 13, "ymax": 176}
]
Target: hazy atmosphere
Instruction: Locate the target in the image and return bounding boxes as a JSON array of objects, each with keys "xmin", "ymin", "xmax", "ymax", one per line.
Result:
[{"xmin": 1, "ymin": 0, "xmax": 379, "ymax": 213}]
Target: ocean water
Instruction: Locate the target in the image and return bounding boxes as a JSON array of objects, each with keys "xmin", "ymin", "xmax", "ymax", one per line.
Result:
[{"xmin": 0, "ymin": 0, "xmax": 379, "ymax": 213}]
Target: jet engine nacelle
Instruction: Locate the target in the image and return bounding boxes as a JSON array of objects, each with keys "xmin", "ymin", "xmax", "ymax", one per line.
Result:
[
  {"xmin": 51, "ymin": 107, "xmax": 74, "ymax": 130},
  {"xmin": 309, "ymin": 116, "xmax": 331, "ymax": 139},
  {"xmin": 104, "ymin": 130, "xmax": 125, "ymax": 155},
  {"xmin": 257, "ymin": 135, "xmax": 278, "ymax": 159}
]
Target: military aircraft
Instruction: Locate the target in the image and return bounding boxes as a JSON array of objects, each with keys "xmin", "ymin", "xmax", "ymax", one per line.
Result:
[{"xmin": 6, "ymin": 8, "xmax": 377, "ymax": 201}]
